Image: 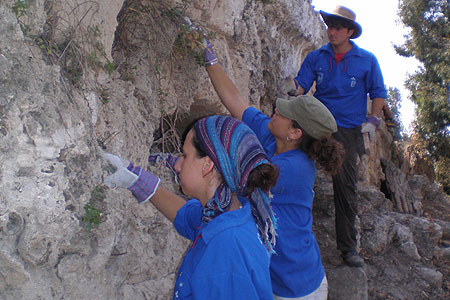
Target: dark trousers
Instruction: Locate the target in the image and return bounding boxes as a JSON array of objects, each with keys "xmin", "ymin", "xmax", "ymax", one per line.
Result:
[{"xmin": 332, "ymin": 127, "xmax": 364, "ymax": 253}]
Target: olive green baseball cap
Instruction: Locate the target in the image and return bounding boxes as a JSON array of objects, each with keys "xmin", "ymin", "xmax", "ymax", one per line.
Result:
[{"xmin": 276, "ymin": 95, "xmax": 337, "ymax": 140}]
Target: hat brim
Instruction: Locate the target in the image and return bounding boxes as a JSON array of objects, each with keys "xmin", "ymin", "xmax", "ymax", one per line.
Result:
[{"xmin": 319, "ymin": 10, "xmax": 362, "ymax": 39}]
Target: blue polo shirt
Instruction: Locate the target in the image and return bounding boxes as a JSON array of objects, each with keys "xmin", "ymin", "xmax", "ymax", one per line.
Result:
[
  {"xmin": 243, "ymin": 107, "xmax": 325, "ymax": 297},
  {"xmin": 295, "ymin": 41, "xmax": 387, "ymax": 128},
  {"xmin": 173, "ymin": 197, "xmax": 273, "ymax": 300}
]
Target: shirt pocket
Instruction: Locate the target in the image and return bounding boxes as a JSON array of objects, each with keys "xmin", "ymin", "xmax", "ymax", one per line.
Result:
[
  {"xmin": 312, "ymin": 66, "xmax": 328, "ymax": 90},
  {"xmin": 344, "ymin": 64, "xmax": 365, "ymax": 91}
]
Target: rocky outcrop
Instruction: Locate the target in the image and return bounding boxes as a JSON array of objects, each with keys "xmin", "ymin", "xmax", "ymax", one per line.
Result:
[{"xmin": 0, "ymin": 0, "xmax": 448, "ymax": 299}]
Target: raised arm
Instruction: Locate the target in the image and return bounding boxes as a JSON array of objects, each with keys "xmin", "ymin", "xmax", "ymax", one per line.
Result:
[
  {"xmin": 205, "ymin": 64, "xmax": 249, "ymax": 120},
  {"xmin": 203, "ymin": 40, "xmax": 249, "ymax": 120}
]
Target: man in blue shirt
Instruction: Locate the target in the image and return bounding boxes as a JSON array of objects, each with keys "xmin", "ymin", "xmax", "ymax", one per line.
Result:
[{"xmin": 289, "ymin": 5, "xmax": 387, "ymax": 267}]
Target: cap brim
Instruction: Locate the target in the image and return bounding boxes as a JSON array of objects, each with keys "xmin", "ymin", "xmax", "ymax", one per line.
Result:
[
  {"xmin": 319, "ymin": 10, "xmax": 362, "ymax": 39},
  {"xmin": 276, "ymin": 96, "xmax": 338, "ymax": 140}
]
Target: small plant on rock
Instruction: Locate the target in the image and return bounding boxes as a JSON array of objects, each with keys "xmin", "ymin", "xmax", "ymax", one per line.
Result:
[
  {"xmin": 175, "ymin": 24, "xmax": 216, "ymax": 67},
  {"xmin": 82, "ymin": 205, "xmax": 102, "ymax": 230},
  {"xmin": 81, "ymin": 185, "xmax": 106, "ymax": 231},
  {"xmin": 12, "ymin": 0, "xmax": 30, "ymax": 33}
]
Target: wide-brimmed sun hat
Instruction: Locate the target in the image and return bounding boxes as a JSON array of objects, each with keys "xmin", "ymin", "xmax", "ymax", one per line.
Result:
[
  {"xmin": 276, "ymin": 95, "xmax": 337, "ymax": 140},
  {"xmin": 319, "ymin": 5, "xmax": 362, "ymax": 39}
]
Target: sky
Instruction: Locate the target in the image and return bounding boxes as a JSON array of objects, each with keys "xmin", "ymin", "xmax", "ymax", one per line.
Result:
[{"xmin": 311, "ymin": 0, "xmax": 421, "ymax": 133}]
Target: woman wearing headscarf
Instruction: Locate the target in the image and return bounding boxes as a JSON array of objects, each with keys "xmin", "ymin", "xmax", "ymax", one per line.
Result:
[
  {"xmin": 201, "ymin": 41, "xmax": 344, "ymax": 299},
  {"xmin": 103, "ymin": 115, "xmax": 279, "ymax": 300}
]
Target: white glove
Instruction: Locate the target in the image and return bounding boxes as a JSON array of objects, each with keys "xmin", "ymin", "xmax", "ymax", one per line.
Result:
[
  {"xmin": 102, "ymin": 152, "xmax": 138, "ymax": 189},
  {"xmin": 361, "ymin": 122, "xmax": 377, "ymax": 134},
  {"xmin": 361, "ymin": 116, "xmax": 380, "ymax": 140},
  {"xmin": 281, "ymin": 75, "xmax": 298, "ymax": 96}
]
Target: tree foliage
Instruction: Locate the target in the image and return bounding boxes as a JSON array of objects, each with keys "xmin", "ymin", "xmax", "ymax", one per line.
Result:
[
  {"xmin": 396, "ymin": 0, "xmax": 450, "ymax": 193},
  {"xmin": 386, "ymin": 87, "xmax": 407, "ymax": 140}
]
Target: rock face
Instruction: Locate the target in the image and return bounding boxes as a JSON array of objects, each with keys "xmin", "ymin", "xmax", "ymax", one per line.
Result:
[{"xmin": 0, "ymin": 0, "xmax": 448, "ymax": 299}]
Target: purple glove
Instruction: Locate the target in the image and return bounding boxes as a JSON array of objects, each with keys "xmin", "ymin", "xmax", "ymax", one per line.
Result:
[
  {"xmin": 203, "ymin": 39, "xmax": 218, "ymax": 66},
  {"xmin": 366, "ymin": 116, "xmax": 381, "ymax": 127},
  {"xmin": 126, "ymin": 163, "xmax": 161, "ymax": 204},
  {"xmin": 103, "ymin": 152, "xmax": 160, "ymax": 204},
  {"xmin": 148, "ymin": 153, "xmax": 179, "ymax": 176},
  {"xmin": 361, "ymin": 116, "xmax": 381, "ymax": 135}
]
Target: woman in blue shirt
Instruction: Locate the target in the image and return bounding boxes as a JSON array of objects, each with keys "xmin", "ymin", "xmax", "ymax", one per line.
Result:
[
  {"xmin": 202, "ymin": 42, "xmax": 344, "ymax": 299},
  {"xmin": 102, "ymin": 115, "xmax": 278, "ymax": 300}
]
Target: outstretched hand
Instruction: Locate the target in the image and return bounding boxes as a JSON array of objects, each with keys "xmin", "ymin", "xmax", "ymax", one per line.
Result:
[
  {"xmin": 103, "ymin": 152, "xmax": 138, "ymax": 189},
  {"xmin": 181, "ymin": 16, "xmax": 218, "ymax": 66},
  {"xmin": 148, "ymin": 152, "xmax": 179, "ymax": 169},
  {"xmin": 202, "ymin": 38, "xmax": 218, "ymax": 66},
  {"xmin": 148, "ymin": 152, "xmax": 179, "ymax": 182},
  {"xmin": 102, "ymin": 152, "xmax": 160, "ymax": 204}
]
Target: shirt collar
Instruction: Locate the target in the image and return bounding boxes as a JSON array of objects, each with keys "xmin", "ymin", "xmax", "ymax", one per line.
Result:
[
  {"xmin": 200, "ymin": 197, "xmax": 252, "ymax": 244},
  {"xmin": 322, "ymin": 40, "xmax": 363, "ymax": 57}
]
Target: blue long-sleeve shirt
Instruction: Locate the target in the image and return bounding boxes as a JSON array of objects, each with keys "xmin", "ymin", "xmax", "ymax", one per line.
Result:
[
  {"xmin": 243, "ymin": 107, "xmax": 325, "ymax": 297},
  {"xmin": 173, "ymin": 198, "xmax": 273, "ymax": 300}
]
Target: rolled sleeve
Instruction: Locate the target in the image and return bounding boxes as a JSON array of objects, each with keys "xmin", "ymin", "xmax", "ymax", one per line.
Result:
[
  {"xmin": 295, "ymin": 53, "xmax": 316, "ymax": 94},
  {"xmin": 173, "ymin": 199, "xmax": 203, "ymax": 241},
  {"xmin": 368, "ymin": 55, "xmax": 387, "ymax": 99}
]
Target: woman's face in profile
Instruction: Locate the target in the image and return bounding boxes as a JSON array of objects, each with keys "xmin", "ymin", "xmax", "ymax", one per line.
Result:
[
  {"xmin": 268, "ymin": 107, "xmax": 294, "ymax": 139},
  {"xmin": 174, "ymin": 130, "xmax": 206, "ymax": 199}
]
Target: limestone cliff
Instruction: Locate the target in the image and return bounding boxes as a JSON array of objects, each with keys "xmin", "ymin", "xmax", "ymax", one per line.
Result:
[{"xmin": 0, "ymin": 1, "xmax": 448, "ymax": 299}]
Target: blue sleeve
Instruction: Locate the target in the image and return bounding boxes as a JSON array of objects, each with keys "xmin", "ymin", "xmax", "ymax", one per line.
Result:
[
  {"xmin": 242, "ymin": 107, "xmax": 276, "ymax": 155},
  {"xmin": 367, "ymin": 54, "xmax": 387, "ymax": 99},
  {"xmin": 173, "ymin": 199, "xmax": 203, "ymax": 241},
  {"xmin": 294, "ymin": 52, "xmax": 316, "ymax": 94}
]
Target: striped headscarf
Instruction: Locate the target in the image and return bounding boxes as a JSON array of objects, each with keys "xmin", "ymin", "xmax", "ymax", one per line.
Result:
[{"xmin": 194, "ymin": 115, "xmax": 277, "ymax": 252}]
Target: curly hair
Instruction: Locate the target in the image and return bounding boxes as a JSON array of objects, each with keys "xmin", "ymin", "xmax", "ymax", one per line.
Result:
[
  {"xmin": 246, "ymin": 163, "xmax": 279, "ymax": 194},
  {"xmin": 293, "ymin": 121, "xmax": 345, "ymax": 175}
]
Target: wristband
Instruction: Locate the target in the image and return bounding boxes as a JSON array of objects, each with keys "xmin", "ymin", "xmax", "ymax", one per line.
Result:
[
  {"xmin": 366, "ymin": 115, "xmax": 381, "ymax": 127},
  {"xmin": 205, "ymin": 59, "xmax": 218, "ymax": 66}
]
